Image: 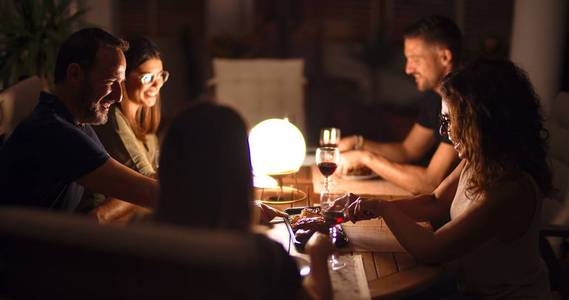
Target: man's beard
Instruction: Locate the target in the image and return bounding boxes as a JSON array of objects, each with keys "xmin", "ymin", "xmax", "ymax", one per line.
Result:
[
  {"xmin": 79, "ymin": 83, "xmax": 109, "ymax": 125},
  {"xmin": 415, "ymin": 76, "xmax": 437, "ymax": 92}
]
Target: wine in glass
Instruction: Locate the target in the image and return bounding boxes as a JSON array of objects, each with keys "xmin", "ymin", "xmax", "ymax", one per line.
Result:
[
  {"xmin": 316, "ymin": 147, "xmax": 340, "ymax": 192},
  {"xmin": 320, "ymin": 190, "xmax": 347, "ymax": 270},
  {"xmin": 319, "ymin": 127, "xmax": 341, "ymax": 148}
]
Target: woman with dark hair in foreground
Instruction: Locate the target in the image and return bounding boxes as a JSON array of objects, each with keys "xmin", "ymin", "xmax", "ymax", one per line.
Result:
[
  {"xmin": 155, "ymin": 102, "xmax": 334, "ymax": 300},
  {"xmin": 345, "ymin": 59, "xmax": 552, "ymax": 298}
]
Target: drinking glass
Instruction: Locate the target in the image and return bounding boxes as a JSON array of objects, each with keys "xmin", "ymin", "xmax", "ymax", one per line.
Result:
[
  {"xmin": 320, "ymin": 190, "xmax": 347, "ymax": 270},
  {"xmin": 315, "ymin": 147, "xmax": 340, "ymax": 192},
  {"xmin": 319, "ymin": 127, "xmax": 341, "ymax": 148},
  {"xmin": 154, "ymin": 150, "xmax": 160, "ymax": 170}
]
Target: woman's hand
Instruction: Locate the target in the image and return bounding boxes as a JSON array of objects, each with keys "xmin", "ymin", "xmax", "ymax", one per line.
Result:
[
  {"xmin": 305, "ymin": 232, "xmax": 334, "ymax": 261},
  {"xmin": 345, "ymin": 197, "xmax": 386, "ymax": 223},
  {"xmin": 254, "ymin": 201, "xmax": 288, "ymax": 225},
  {"xmin": 329, "ymin": 192, "xmax": 360, "ymax": 213},
  {"xmin": 303, "ymin": 232, "xmax": 334, "ymax": 300}
]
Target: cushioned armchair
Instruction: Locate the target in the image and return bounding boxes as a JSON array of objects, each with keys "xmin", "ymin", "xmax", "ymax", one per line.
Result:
[
  {"xmin": 0, "ymin": 76, "xmax": 43, "ymax": 139},
  {"xmin": 0, "ymin": 208, "xmax": 269, "ymax": 300}
]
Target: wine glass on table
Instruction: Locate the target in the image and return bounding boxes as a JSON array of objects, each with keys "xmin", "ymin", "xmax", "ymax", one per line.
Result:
[
  {"xmin": 319, "ymin": 127, "xmax": 341, "ymax": 148},
  {"xmin": 320, "ymin": 190, "xmax": 347, "ymax": 270},
  {"xmin": 315, "ymin": 147, "xmax": 340, "ymax": 192}
]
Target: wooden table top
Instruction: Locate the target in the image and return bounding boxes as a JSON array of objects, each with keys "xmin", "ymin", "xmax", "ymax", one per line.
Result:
[{"xmin": 260, "ymin": 166, "xmax": 443, "ymax": 299}]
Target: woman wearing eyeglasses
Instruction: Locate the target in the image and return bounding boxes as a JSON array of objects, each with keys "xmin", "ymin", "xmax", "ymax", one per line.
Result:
[
  {"xmin": 343, "ymin": 59, "xmax": 552, "ymax": 298},
  {"xmin": 83, "ymin": 36, "xmax": 169, "ymax": 223}
]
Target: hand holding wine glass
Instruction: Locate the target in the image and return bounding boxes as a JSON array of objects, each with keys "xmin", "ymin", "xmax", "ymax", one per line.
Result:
[
  {"xmin": 320, "ymin": 190, "xmax": 347, "ymax": 270},
  {"xmin": 316, "ymin": 147, "xmax": 340, "ymax": 192}
]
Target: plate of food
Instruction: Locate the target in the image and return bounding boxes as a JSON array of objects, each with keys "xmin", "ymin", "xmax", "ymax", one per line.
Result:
[
  {"xmin": 342, "ymin": 166, "xmax": 378, "ymax": 180},
  {"xmin": 284, "ymin": 206, "xmax": 349, "ymax": 252}
]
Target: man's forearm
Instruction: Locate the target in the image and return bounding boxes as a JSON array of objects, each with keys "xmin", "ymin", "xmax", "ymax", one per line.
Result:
[
  {"xmin": 362, "ymin": 140, "xmax": 411, "ymax": 163},
  {"xmin": 136, "ymin": 175, "xmax": 159, "ymax": 208},
  {"xmin": 78, "ymin": 159, "xmax": 159, "ymax": 209},
  {"xmin": 89, "ymin": 198, "xmax": 137, "ymax": 223},
  {"xmin": 363, "ymin": 154, "xmax": 439, "ymax": 195}
]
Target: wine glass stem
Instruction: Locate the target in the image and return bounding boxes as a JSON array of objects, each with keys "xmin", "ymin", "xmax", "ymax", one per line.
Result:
[
  {"xmin": 330, "ymin": 253, "xmax": 345, "ymax": 270},
  {"xmin": 325, "ymin": 177, "xmax": 330, "ymax": 192}
]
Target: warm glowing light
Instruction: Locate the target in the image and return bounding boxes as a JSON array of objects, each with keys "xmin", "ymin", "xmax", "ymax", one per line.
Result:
[
  {"xmin": 253, "ymin": 174, "xmax": 279, "ymax": 188},
  {"xmin": 249, "ymin": 118, "xmax": 306, "ymax": 176}
]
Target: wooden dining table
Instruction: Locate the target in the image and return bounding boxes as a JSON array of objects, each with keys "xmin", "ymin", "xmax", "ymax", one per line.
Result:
[{"xmin": 261, "ymin": 165, "xmax": 444, "ymax": 299}]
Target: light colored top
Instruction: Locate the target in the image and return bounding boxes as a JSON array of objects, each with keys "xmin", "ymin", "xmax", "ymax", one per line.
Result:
[
  {"xmin": 78, "ymin": 105, "xmax": 158, "ymax": 212},
  {"xmin": 450, "ymin": 166, "xmax": 550, "ymax": 299},
  {"xmin": 95, "ymin": 105, "xmax": 158, "ymax": 176}
]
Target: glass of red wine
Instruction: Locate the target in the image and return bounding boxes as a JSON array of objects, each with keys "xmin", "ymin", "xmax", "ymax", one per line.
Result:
[
  {"xmin": 316, "ymin": 147, "xmax": 340, "ymax": 192},
  {"xmin": 320, "ymin": 190, "xmax": 347, "ymax": 270},
  {"xmin": 319, "ymin": 127, "xmax": 341, "ymax": 148}
]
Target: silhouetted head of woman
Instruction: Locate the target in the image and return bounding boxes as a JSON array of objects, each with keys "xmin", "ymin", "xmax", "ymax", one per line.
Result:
[
  {"xmin": 155, "ymin": 103, "xmax": 253, "ymax": 231},
  {"xmin": 440, "ymin": 58, "xmax": 552, "ymax": 196}
]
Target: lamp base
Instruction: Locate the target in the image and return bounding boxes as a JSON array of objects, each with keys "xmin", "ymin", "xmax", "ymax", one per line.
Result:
[{"xmin": 254, "ymin": 186, "xmax": 307, "ymax": 205}]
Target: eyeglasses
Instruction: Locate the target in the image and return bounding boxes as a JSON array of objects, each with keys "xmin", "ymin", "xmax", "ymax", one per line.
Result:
[
  {"xmin": 439, "ymin": 113, "xmax": 450, "ymax": 136},
  {"xmin": 138, "ymin": 70, "xmax": 169, "ymax": 85}
]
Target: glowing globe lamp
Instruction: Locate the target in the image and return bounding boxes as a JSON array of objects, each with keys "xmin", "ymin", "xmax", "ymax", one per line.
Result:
[{"xmin": 249, "ymin": 118, "xmax": 306, "ymax": 176}]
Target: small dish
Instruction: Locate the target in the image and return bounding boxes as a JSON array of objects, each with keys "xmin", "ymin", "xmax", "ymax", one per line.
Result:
[{"xmin": 284, "ymin": 207, "xmax": 349, "ymax": 252}]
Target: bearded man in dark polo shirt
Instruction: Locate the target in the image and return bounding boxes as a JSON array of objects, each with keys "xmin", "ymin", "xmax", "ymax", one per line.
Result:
[
  {"xmin": 0, "ymin": 28, "xmax": 157, "ymax": 211},
  {"xmin": 338, "ymin": 15, "xmax": 462, "ymax": 195}
]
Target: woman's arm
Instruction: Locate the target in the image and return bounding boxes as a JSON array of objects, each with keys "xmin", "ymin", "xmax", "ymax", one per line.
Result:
[
  {"xmin": 301, "ymin": 233, "xmax": 333, "ymax": 300},
  {"xmin": 348, "ymin": 165, "xmax": 532, "ymax": 264},
  {"xmin": 390, "ymin": 160, "xmax": 464, "ymax": 222}
]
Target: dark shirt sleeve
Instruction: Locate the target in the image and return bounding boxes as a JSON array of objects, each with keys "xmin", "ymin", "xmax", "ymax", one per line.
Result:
[
  {"xmin": 416, "ymin": 92, "xmax": 452, "ymax": 145},
  {"xmin": 43, "ymin": 121, "xmax": 109, "ymax": 183}
]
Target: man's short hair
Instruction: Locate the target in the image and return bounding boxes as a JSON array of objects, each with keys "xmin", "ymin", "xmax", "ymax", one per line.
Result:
[
  {"xmin": 54, "ymin": 28, "xmax": 129, "ymax": 84},
  {"xmin": 404, "ymin": 15, "xmax": 463, "ymax": 65}
]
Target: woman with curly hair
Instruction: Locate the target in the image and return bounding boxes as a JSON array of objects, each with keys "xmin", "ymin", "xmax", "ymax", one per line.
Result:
[{"xmin": 344, "ymin": 59, "xmax": 552, "ymax": 298}]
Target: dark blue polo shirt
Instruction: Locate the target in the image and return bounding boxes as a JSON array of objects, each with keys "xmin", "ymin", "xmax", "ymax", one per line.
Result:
[
  {"xmin": 416, "ymin": 91, "xmax": 452, "ymax": 145},
  {"xmin": 0, "ymin": 92, "xmax": 109, "ymax": 211}
]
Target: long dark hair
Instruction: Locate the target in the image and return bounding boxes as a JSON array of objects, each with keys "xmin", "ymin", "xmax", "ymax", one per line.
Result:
[
  {"xmin": 123, "ymin": 36, "xmax": 162, "ymax": 142},
  {"xmin": 440, "ymin": 59, "xmax": 552, "ymax": 197},
  {"xmin": 155, "ymin": 103, "xmax": 253, "ymax": 230}
]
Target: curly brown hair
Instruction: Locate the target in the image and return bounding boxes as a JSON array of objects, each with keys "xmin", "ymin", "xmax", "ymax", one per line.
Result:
[{"xmin": 440, "ymin": 59, "xmax": 552, "ymax": 197}]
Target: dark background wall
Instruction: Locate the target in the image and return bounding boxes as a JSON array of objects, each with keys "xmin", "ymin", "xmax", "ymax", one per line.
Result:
[{"xmin": 110, "ymin": 0, "xmax": 566, "ymax": 145}]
